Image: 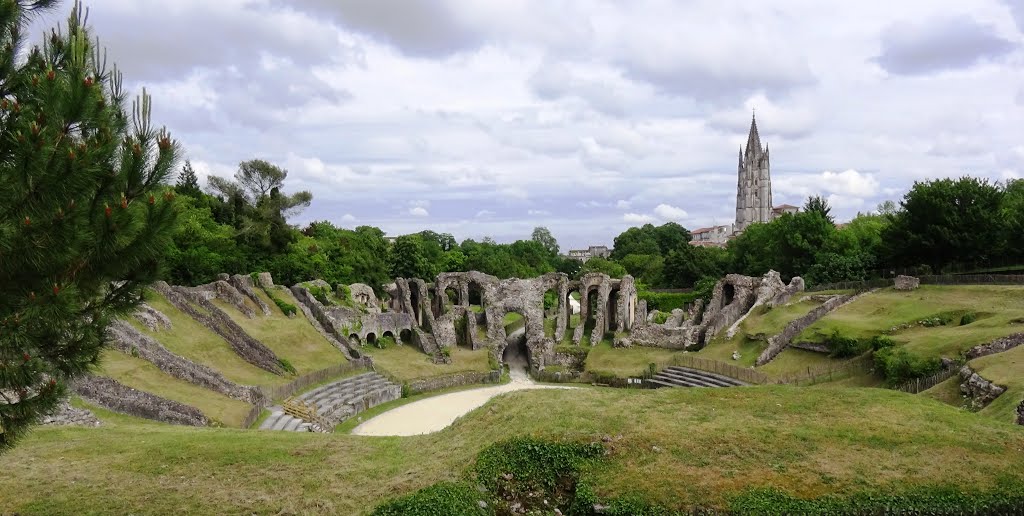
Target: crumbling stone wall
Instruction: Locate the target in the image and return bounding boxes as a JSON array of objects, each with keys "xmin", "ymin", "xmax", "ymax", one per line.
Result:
[
  {"xmin": 42, "ymin": 400, "xmax": 101, "ymax": 427},
  {"xmin": 348, "ymin": 283, "xmax": 381, "ymax": 314},
  {"xmin": 106, "ymin": 319, "xmax": 265, "ymax": 405},
  {"xmin": 959, "ymin": 366, "xmax": 1006, "ymax": 410},
  {"xmin": 152, "ymin": 281, "xmax": 284, "ymax": 375},
  {"xmin": 229, "ymin": 274, "xmax": 271, "ymax": 316},
  {"xmin": 615, "ymin": 275, "xmax": 637, "ymax": 332},
  {"xmin": 965, "ymin": 333, "xmax": 1024, "ymax": 360},
  {"xmin": 198, "ymin": 280, "xmax": 256, "ymax": 318},
  {"xmin": 257, "ymin": 272, "xmax": 275, "ymax": 289},
  {"xmin": 407, "ymin": 370, "xmax": 501, "ymax": 395},
  {"xmin": 894, "ymin": 275, "xmax": 920, "ymax": 291},
  {"xmin": 1017, "ymin": 400, "xmax": 1024, "ymax": 426},
  {"xmin": 290, "ymin": 284, "xmax": 360, "ymax": 359},
  {"xmin": 697, "ymin": 274, "xmax": 761, "ymax": 346},
  {"xmin": 73, "ymin": 375, "xmax": 208, "ymax": 427},
  {"xmin": 132, "ymin": 303, "xmax": 172, "ymax": 332},
  {"xmin": 756, "ymin": 293, "xmax": 853, "ymax": 366}
]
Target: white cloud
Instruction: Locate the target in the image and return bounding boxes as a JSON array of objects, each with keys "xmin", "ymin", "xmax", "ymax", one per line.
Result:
[
  {"xmin": 623, "ymin": 212, "xmax": 655, "ymax": 223},
  {"xmin": 409, "ymin": 206, "xmax": 430, "ymax": 217},
  {"xmin": 341, "ymin": 213, "xmax": 357, "ymax": 222},
  {"xmin": 654, "ymin": 203, "xmax": 688, "ymax": 220},
  {"xmin": 616, "ymin": 199, "xmax": 631, "ymax": 209},
  {"xmin": 527, "ymin": 209, "xmax": 550, "ymax": 216},
  {"xmin": 475, "ymin": 209, "xmax": 496, "ymax": 218}
]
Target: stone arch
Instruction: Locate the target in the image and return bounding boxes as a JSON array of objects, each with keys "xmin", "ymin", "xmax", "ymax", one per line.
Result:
[
  {"xmin": 382, "ymin": 330, "xmax": 395, "ymax": 342},
  {"xmin": 723, "ymin": 283, "xmax": 736, "ymax": 306},
  {"xmin": 444, "ymin": 287, "xmax": 458, "ymax": 310},
  {"xmin": 365, "ymin": 332, "xmax": 377, "ymax": 345},
  {"xmin": 584, "ymin": 288, "xmax": 600, "ymax": 338},
  {"xmin": 348, "ymin": 334, "xmax": 360, "ymax": 346}
]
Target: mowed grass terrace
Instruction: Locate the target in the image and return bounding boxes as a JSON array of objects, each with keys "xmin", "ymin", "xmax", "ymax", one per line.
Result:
[{"xmin": 3, "ymin": 387, "xmax": 1023, "ymax": 514}]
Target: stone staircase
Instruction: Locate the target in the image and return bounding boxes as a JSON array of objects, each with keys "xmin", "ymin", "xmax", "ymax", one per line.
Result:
[
  {"xmin": 259, "ymin": 372, "xmax": 401, "ymax": 432},
  {"xmin": 648, "ymin": 366, "xmax": 746, "ymax": 388}
]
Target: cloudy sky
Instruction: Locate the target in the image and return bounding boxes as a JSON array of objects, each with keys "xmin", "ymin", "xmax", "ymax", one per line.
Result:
[{"xmin": 29, "ymin": 0, "xmax": 1024, "ymax": 249}]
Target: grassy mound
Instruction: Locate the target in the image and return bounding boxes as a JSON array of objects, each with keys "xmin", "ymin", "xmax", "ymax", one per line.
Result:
[
  {"xmin": 363, "ymin": 344, "xmax": 491, "ymax": 381},
  {"xmin": 971, "ymin": 343, "xmax": 1024, "ymax": 423},
  {"xmin": 5, "ymin": 386, "xmax": 1023, "ymax": 514},
  {"xmin": 799, "ymin": 285, "xmax": 1024, "ymax": 357},
  {"xmin": 95, "ymin": 350, "xmax": 254, "ymax": 427},
  {"xmin": 212, "ymin": 288, "xmax": 347, "ymax": 375},
  {"xmin": 141, "ymin": 290, "xmax": 285, "ymax": 386}
]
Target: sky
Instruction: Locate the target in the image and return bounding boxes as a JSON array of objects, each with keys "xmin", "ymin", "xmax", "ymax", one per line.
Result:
[{"xmin": 27, "ymin": 0, "xmax": 1024, "ymax": 250}]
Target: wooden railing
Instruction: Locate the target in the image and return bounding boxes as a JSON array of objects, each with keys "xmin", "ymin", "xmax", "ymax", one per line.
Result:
[
  {"xmin": 282, "ymin": 397, "xmax": 330, "ymax": 432},
  {"xmin": 257, "ymin": 357, "xmax": 372, "ymax": 401}
]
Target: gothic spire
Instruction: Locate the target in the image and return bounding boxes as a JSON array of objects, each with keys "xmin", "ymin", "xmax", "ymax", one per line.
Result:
[{"xmin": 745, "ymin": 112, "xmax": 761, "ymax": 155}]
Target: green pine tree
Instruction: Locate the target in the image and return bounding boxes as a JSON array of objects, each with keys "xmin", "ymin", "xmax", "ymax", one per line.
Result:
[
  {"xmin": 0, "ymin": 1, "xmax": 180, "ymax": 451},
  {"xmin": 175, "ymin": 160, "xmax": 201, "ymax": 197}
]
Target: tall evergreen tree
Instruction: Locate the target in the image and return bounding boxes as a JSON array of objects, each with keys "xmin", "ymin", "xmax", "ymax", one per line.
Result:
[
  {"xmin": 0, "ymin": 2, "xmax": 180, "ymax": 451},
  {"xmin": 175, "ymin": 159, "xmax": 200, "ymax": 197},
  {"xmin": 804, "ymin": 195, "xmax": 834, "ymax": 224}
]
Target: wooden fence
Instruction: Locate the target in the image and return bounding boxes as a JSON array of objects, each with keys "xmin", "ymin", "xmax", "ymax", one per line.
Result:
[
  {"xmin": 241, "ymin": 404, "xmax": 263, "ymax": 429},
  {"xmin": 769, "ymin": 352, "xmax": 876, "ymax": 386},
  {"xmin": 893, "ymin": 366, "xmax": 962, "ymax": 394},
  {"xmin": 808, "ymin": 274, "xmax": 1024, "ymax": 292},
  {"xmin": 668, "ymin": 354, "xmax": 771, "ymax": 385},
  {"xmin": 257, "ymin": 357, "xmax": 372, "ymax": 401}
]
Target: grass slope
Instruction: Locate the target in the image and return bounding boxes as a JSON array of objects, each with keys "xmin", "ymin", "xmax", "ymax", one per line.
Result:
[
  {"xmin": 799, "ymin": 285, "xmax": 1024, "ymax": 358},
  {"xmin": 212, "ymin": 288, "xmax": 347, "ymax": 375},
  {"xmin": 141, "ymin": 290, "xmax": 285, "ymax": 386},
  {"xmin": 94, "ymin": 350, "xmax": 254, "ymax": 427},
  {"xmin": 971, "ymin": 343, "xmax": 1024, "ymax": 423},
  {"xmin": 4, "ymin": 387, "xmax": 1023, "ymax": 514},
  {"xmin": 584, "ymin": 339, "xmax": 685, "ymax": 377},
  {"xmin": 363, "ymin": 344, "xmax": 491, "ymax": 382}
]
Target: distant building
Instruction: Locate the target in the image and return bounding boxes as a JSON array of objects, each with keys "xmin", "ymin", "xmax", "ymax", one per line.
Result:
[
  {"xmin": 566, "ymin": 245, "xmax": 612, "ymax": 262},
  {"xmin": 689, "ymin": 225, "xmax": 732, "ymax": 247},
  {"xmin": 772, "ymin": 204, "xmax": 799, "ymax": 218}
]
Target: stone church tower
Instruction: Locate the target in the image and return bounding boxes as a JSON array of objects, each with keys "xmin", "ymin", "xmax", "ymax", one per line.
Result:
[{"xmin": 734, "ymin": 114, "xmax": 772, "ymax": 232}]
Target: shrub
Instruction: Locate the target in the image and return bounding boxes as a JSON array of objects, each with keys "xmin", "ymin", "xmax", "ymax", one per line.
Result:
[
  {"xmin": 652, "ymin": 311, "xmax": 670, "ymax": 325},
  {"xmin": 307, "ymin": 285, "xmax": 332, "ymax": 306},
  {"xmin": 372, "ymin": 481, "xmax": 486, "ymax": 516},
  {"xmin": 277, "ymin": 358, "xmax": 296, "ymax": 375},
  {"xmin": 637, "ymin": 290, "xmax": 698, "ymax": 312},
  {"xmin": 870, "ymin": 335, "xmax": 896, "ymax": 351},
  {"xmin": 261, "ymin": 286, "xmax": 298, "ymax": 316},
  {"xmin": 874, "ymin": 346, "xmax": 942, "ymax": 384},
  {"xmin": 400, "ymin": 382, "xmax": 410, "ymax": 398},
  {"xmin": 827, "ymin": 330, "xmax": 868, "ymax": 358},
  {"xmin": 960, "ymin": 311, "xmax": 977, "ymax": 325},
  {"xmin": 336, "ymin": 284, "xmax": 352, "ymax": 303}
]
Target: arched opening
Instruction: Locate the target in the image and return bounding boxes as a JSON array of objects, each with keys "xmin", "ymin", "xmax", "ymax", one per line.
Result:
[
  {"xmin": 467, "ymin": 281, "xmax": 486, "ymax": 312},
  {"xmin": 382, "ymin": 331, "xmax": 395, "ymax": 346},
  {"xmin": 366, "ymin": 332, "xmax": 377, "ymax": 346},
  {"xmin": 543, "ymin": 287, "xmax": 559, "ymax": 339},
  {"xmin": 607, "ymin": 289, "xmax": 619, "ymax": 333},
  {"xmin": 584, "ymin": 288, "xmax": 600, "ymax": 342},
  {"xmin": 723, "ymin": 283, "xmax": 736, "ymax": 306},
  {"xmin": 444, "ymin": 287, "xmax": 458, "ymax": 312},
  {"xmin": 565, "ymin": 290, "xmax": 581, "ymax": 333},
  {"xmin": 409, "ymin": 288, "xmax": 422, "ymax": 326},
  {"xmin": 349, "ymin": 334, "xmax": 360, "ymax": 346},
  {"xmin": 501, "ymin": 329, "xmax": 531, "ymax": 375},
  {"xmin": 399, "ymin": 328, "xmax": 413, "ymax": 344}
]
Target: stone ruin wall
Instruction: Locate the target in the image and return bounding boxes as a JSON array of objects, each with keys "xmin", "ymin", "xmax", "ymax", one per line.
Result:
[
  {"xmin": 626, "ymin": 270, "xmax": 802, "ymax": 352},
  {"xmin": 73, "ymin": 375, "xmax": 208, "ymax": 427}
]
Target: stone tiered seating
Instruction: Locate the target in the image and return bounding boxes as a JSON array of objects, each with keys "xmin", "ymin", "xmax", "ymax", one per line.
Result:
[
  {"xmin": 648, "ymin": 366, "xmax": 746, "ymax": 388},
  {"xmin": 259, "ymin": 372, "xmax": 401, "ymax": 432}
]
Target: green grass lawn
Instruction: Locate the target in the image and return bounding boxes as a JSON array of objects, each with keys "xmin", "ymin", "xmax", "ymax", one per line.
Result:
[
  {"xmin": 94, "ymin": 350, "xmax": 254, "ymax": 427},
  {"xmin": 741, "ymin": 296, "xmax": 823, "ymax": 337},
  {"xmin": 970, "ymin": 343, "xmax": 1024, "ymax": 424},
  {"xmin": 921, "ymin": 376, "xmax": 967, "ymax": 408},
  {"xmin": 140, "ymin": 290, "xmax": 287, "ymax": 387},
  {"xmin": 798, "ymin": 286, "xmax": 1024, "ymax": 359},
  {"xmin": 364, "ymin": 344, "xmax": 491, "ymax": 381},
  {"xmin": 212, "ymin": 288, "xmax": 347, "ymax": 375},
  {"xmin": 4, "ymin": 387, "xmax": 1023, "ymax": 514},
  {"xmin": 584, "ymin": 339, "xmax": 688, "ymax": 377}
]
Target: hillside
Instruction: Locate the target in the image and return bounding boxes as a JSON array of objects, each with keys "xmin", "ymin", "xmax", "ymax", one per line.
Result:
[{"xmin": 5, "ymin": 387, "xmax": 1023, "ymax": 514}]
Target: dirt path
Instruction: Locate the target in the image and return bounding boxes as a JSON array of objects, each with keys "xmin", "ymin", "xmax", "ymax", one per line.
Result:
[{"xmin": 352, "ymin": 341, "xmax": 571, "ymax": 436}]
